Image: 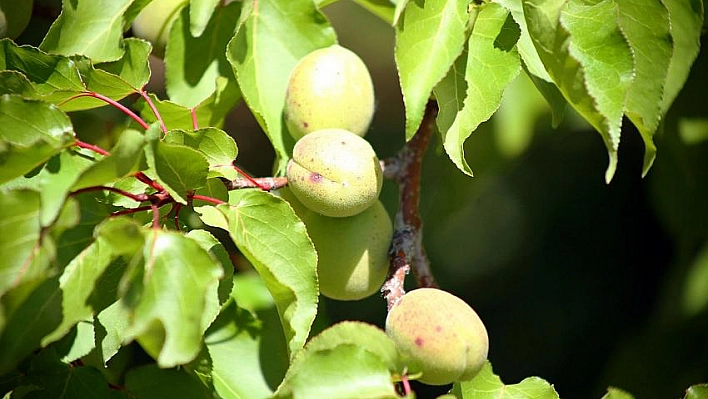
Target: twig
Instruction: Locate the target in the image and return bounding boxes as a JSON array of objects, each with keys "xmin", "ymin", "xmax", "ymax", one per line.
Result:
[
  {"xmin": 381, "ymin": 100, "xmax": 439, "ymax": 311},
  {"xmin": 223, "ymin": 176, "xmax": 288, "ymax": 191}
]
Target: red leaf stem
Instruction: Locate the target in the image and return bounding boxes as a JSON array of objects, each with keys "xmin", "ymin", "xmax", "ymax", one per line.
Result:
[
  {"xmin": 70, "ymin": 185, "xmax": 149, "ymax": 203},
  {"xmin": 191, "ymin": 194, "xmax": 226, "ymax": 205},
  {"xmin": 139, "ymin": 90, "xmax": 167, "ymax": 134},
  {"xmin": 62, "ymin": 92, "xmax": 150, "ymax": 130}
]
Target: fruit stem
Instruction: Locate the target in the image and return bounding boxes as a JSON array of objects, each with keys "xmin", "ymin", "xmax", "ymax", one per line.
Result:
[
  {"xmin": 223, "ymin": 176, "xmax": 288, "ymax": 191},
  {"xmin": 381, "ymin": 100, "xmax": 439, "ymax": 310}
]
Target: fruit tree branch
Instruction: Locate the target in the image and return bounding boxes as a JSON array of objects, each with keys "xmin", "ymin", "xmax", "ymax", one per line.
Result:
[{"xmin": 381, "ymin": 100, "xmax": 439, "ymax": 311}]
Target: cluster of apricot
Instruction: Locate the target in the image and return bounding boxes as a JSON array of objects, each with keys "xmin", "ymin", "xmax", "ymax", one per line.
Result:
[{"xmin": 282, "ymin": 45, "xmax": 489, "ymax": 386}]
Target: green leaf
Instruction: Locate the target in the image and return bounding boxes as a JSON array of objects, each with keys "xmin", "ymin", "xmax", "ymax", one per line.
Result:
[
  {"xmin": 493, "ymin": 0, "xmax": 567, "ymax": 125},
  {"xmin": 0, "ymin": 189, "xmax": 44, "ymax": 297},
  {"xmin": 351, "ymin": 0, "xmax": 396, "ymax": 24},
  {"xmin": 685, "ymin": 384, "xmax": 708, "ymax": 399},
  {"xmin": 290, "ymin": 321, "xmax": 404, "ymax": 374},
  {"xmin": 204, "ymin": 299, "xmax": 281, "ymax": 399},
  {"xmin": 136, "ymin": 77, "xmax": 240, "ymax": 130},
  {"xmin": 450, "ymin": 362, "xmax": 560, "ymax": 399},
  {"xmin": 523, "ymin": 0, "xmax": 634, "ymax": 183},
  {"xmin": 273, "ymin": 324, "xmax": 400, "ymax": 399},
  {"xmin": 0, "ymin": 39, "xmax": 150, "ymax": 111},
  {"xmin": 164, "ymin": 127, "xmax": 239, "ymax": 180},
  {"xmin": 601, "ymin": 387, "xmax": 635, "ymax": 399},
  {"xmin": 0, "ymin": 277, "xmax": 63, "ymax": 375},
  {"xmin": 41, "ymin": 238, "xmax": 114, "ymax": 346},
  {"xmin": 190, "ymin": 0, "xmax": 221, "ymax": 37},
  {"xmin": 395, "ymin": 0, "xmax": 468, "ymax": 139},
  {"xmin": 0, "ymin": 95, "xmax": 75, "ymax": 183},
  {"xmin": 121, "ymin": 229, "xmax": 224, "ymax": 368},
  {"xmin": 227, "ymin": 0, "xmax": 337, "ymax": 173},
  {"xmin": 40, "ymin": 0, "xmax": 133, "ymax": 63},
  {"xmin": 73, "ymin": 129, "xmax": 147, "ymax": 190},
  {"xmin": 660, "ymin": 0, "xmax": 704, "ymax": 115},
  {"xmin": 125, "ymin": 364, "xmax": 211, "ymax": 399},
  {"xmin": 196, "ymin": 189, "xmax": 318, "ymax": 357},
  {"xmin": 95, "ymin": 38, "xmax": 153, "ymax": 91},
  {"xmin": 185, "ymin": 229, "xmax": 234, "ymax": 308},
  {"xmin": 165, "ymin": 2, "xmax": 240, "ymax": 107},
  {"xmin": 434, "ymin": 3, "xmax": 521, "ymax": 176},
  {"xmin": 616, "ymin": 0, "xmax": 671, "ymax": 176},
  {"xmin": 144, "ymin": 133, "xmax": 209, "ymax": 204}
]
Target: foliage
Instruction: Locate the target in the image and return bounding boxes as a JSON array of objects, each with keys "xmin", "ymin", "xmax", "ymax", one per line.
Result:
[{"xmin": 0, "ymin": 0, "xmax": 705, "ymax": 398}]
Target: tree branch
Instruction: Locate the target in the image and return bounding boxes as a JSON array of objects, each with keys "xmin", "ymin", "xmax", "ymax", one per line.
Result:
[{"xmin": 381, "ymin": 100, "xmax": 439, "ymax": 311}]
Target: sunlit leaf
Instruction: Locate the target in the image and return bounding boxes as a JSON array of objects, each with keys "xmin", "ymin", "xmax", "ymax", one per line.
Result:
[
  {"xmin": 450, "ymin": 362, "xmax": 560, "ymax": 399},
  {"xmin": 190, "ymin": 0, "xmax": 221, "ymax": 37},
  {"xmin": 72, "ymin": 129, "xmax": 147, "ymax": 190},
  {"xmin": 227, "ymin": 0, "xmax": 336, "ymax": 173},
  {"xmin": 196, "ymin": 189, "xmax": 318, "ymax": 357},
  {"xmin": 523, "ymin": 0, "xmax": 634, "ymax": 183},
  {"xmin": 164, "ymin": 127, "xmax": 239, "ymax": 180},
  {"xmin": 40, "ymin": 0, "xmax": 133, "ymax": 62},
  {"xmin": 617, "ymin": 0, "xmax": 671, "ymax": 176},
  {"xmin": 396, "ymin": 0, "xmax": 468, "ymax": 139},
  {"xmin": 434, "ymin": 3, "xmax": 521, "ymax": 176},
  {"xmin": 121, "ymin": 229, "xmax": 224, "ymax": 368}
]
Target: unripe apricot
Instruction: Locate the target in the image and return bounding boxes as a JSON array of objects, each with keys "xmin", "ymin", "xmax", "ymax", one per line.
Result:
[
  {"xmin": 286, "ymin": 128, "xmax": 382, "ymax": 218},
  {"xmin": 0, "ymin": 0, "xmax": 33, "ymax": 39},
  {"xmin": 385, "ymin": 288, "xmax": 489, "ymax": 386},
  {"xmin": 131, "ymin": 0, "xmax": 186, "ymax": 56},
  {"xmin": 304, "ymin": 200, "xmax": 392, "ymax": 301},
  {"xmin": 284, "ymin": 45, "xmax": 375, "ymax": 139}
]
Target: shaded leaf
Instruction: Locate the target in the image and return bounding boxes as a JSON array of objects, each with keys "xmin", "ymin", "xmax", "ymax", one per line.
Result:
[
  {"xmin": 227, "ymin": 0, "xmax": 336, "ymax": 173},
  {"xmin": 435, "ymin": 3, "xmax": 521, "ymax": 176},
  {"xmin": 395, "ymin": 0, "xmax": 468, "ymax": 139},
  {"xmin": 72, "ymin": 129, "xmax": 147, "ymax": 190},
  {"xmin": 164, "ymin": 127, "xmax": 239, "ymax": 180},
  {"xmin": 125, "ymin": 364, "xmax": 211, "ymax": 399},
  {"xmin": 204, "ymin": 299, "xmax": 280, "ymax": 399},
  {"xmin": 165, "ymin": 2, "xmax": 240, "ymax": 107},
  {"xmin": 196, "ymin": 189, "xmax": 318, "ymax": 357},
  {"xmin": 685, "ymin": 384, "xmax": 708, "ymax": 399},
  {"xmin": 450, "ymin": 362, "xmax": 560, "ymax": 399},
  {"xmin": 95, "ymin": 38, "xmax": 153, "ymax": 91},
  {"xmin": 40, "ymin": 0, "xmax": 132, "ymax": 62},
  {"xmin": 601, "ymin": 387, "xmax": 635, "ymax": 399},
  {"xmin": 0, "ymin": 277, "xmax": 63, "ymax": 375},
  {"xmin": 352, "ymin": 0, "xmax": 396, "ymax": 24},
  {"xmin": 144, "ymin": 131, "xmax": 209, "ymax": 204}
]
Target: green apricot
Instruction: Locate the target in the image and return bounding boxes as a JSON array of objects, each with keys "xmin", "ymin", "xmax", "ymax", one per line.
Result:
[
  {"xmin": 284, "ymin": 45, "xmax": 375, "ymax": 139},
  {"xmin": 385, "ymin": 288, "xmax": 489, "ymax": 386},
  {"xmin": 304, "ymin": 200, "xmax": 392, "ymax": 301},
  {"xmin": 286, "ymin": 128, "xmax": 382, "ymax": 218},
  {"xmin": 131, "ymin": 0, "xmax": 187, "ymax": 56},
  {"xmin": 0, "ymin": 0, "xmax": 33, "ymax": 39}
]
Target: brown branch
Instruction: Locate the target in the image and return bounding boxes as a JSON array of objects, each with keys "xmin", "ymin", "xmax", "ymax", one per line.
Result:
[
  {"xmin": 223, "ymin": 176, "xmax": 288, "ymax": 191},
  {"xmin": 381, "ymin": 100, "xmax": 439, "ymax": 311}
]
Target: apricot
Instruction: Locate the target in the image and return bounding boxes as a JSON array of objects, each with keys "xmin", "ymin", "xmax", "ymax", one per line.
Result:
[
  {"xmin": 131, "ymin": 0, "xmax": 187, "ymax": 56},
  {"xmin": 286, "ymin": 128, "xmax": 382, "ymax": 218},
  {"xmin": 385, "ymin": 288, "xmax": 489, "ymax": 385},
  {"xmin": 304, "ymin": 200, "xmax": 392, "ymax": 301},
  {"xmin": 0, "ymin": 0, "xmax": 33, "ymax": 39},
  {"xmin": 284, "ymin": 45, "xmax": 375, "ymax": 139}
]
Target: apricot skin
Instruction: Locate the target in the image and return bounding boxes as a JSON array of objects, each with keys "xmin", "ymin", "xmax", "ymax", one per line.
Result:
[
  {"xmin": 286, "ymin": 128, "xmax": 382, "ymax": 218},
  {"xmin": 284, "ymin": 45, "xmax": 375, "ymax": 139},
  {"xmin": 303, "ymin": 200, "xmax": 392, "ymax": 301},
  {"xmin": 131, "ymin": 0, "xmax": 187, "ymax": 56},
  {"xmin": 385, "ymin": 288, "xmax": 489, "ymax": 386}
]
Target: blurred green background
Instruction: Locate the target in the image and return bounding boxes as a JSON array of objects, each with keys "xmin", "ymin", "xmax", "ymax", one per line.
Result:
[{"xmin": 19, "ymin": 0, "xmax": 708, "ymax": 398}]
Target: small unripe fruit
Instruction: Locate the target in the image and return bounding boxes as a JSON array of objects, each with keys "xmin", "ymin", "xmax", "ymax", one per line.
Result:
[
  {"xmin": 385, "ymin": 288, "xmax": 489, "ymax": 386},
  {"xmin": 131, "ymin": 0, "xmax": 187, "ymax": 56},
  {"xmin": 304, "ymin": 200, "xmax": 392, "ymax": 301},
  {"xmin": 0, "ymin": 0, "xmax": 33, "ymax": 39},
  {"xmin": 287, "ymin": 128, "xmax": 382, "ymax": 218},
  {"xmin": 284, "ymin": 45, "xmax": 375, "ymax": 139}
]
